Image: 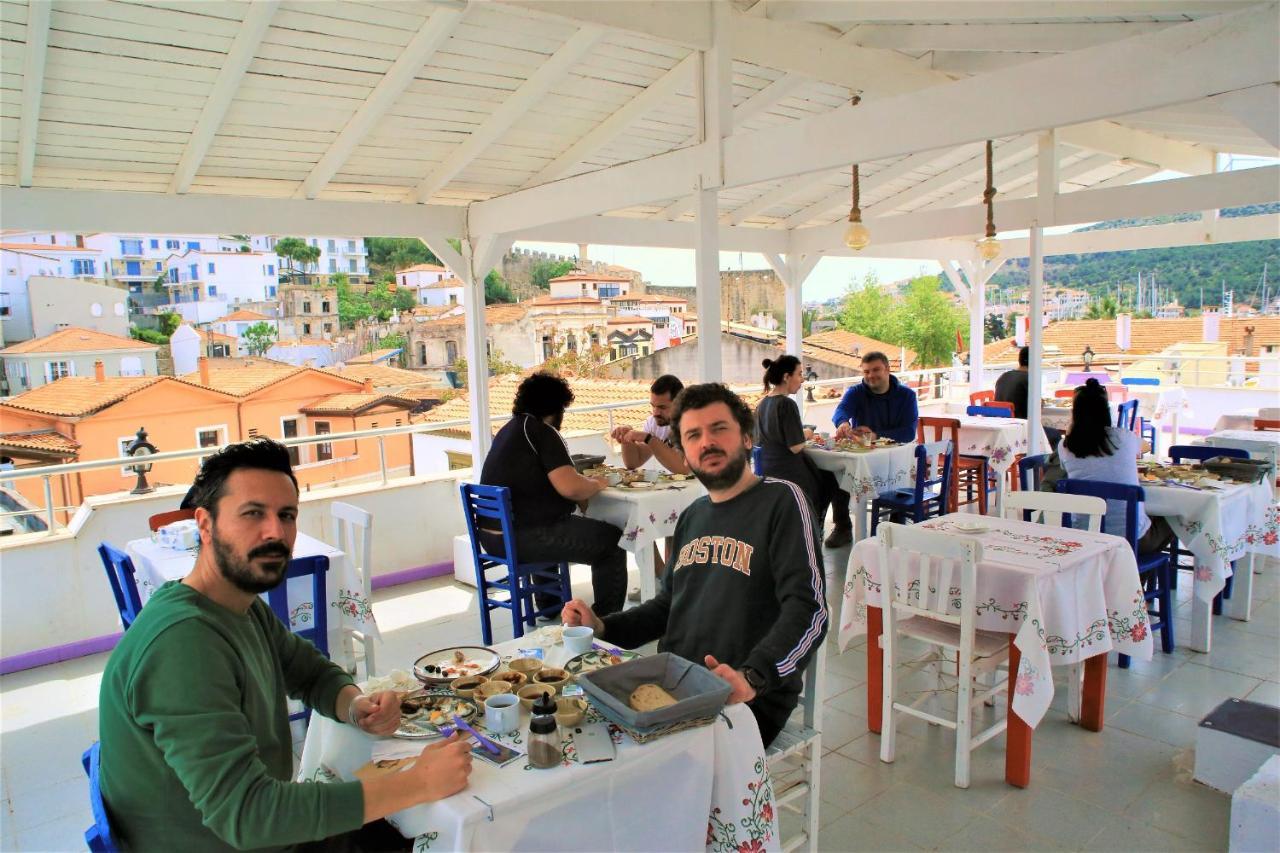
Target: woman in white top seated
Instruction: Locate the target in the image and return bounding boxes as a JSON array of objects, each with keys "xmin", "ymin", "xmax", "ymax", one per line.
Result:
[{"xmin": 1058, "ymin": 378, "xmax": 1174, "ymax": 555}]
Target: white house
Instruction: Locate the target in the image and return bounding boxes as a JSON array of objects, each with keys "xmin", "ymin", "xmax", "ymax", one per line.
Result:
[
  {"xmin": 163, "ymin": 250, "xmax": 280, "ymax": 323},
  {"xmin": 547, "ymin": 270, "xmax": 632, "ymax": 300},
  {"xmin": 253, "ymin": 235, "xmax": 368, "ymax": 281},
  {"xmin": 396, "ymin": 263, "xmax": 450, "ymax": 290},
  {"xmin": 416, "ymin": 277, "xmax": 466, "ymax": 308}
]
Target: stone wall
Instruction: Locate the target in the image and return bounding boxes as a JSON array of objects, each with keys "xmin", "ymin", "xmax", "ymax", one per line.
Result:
[
  {"xmin": 605, "ymin": 334, "xmax": 851, "ymax": 385},
  {"xmin": 642, "ymin": 270, "xmax": 786, "ymax": 323},
  {"xmin": 499, "ymin": 248, "xmax": 647, "ymax": 302}
]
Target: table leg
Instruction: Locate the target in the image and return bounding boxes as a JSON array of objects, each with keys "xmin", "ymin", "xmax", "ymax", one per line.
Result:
[
  {"xmin": 855, "ymin": 495, "xmax": 871, "ymax": 543},
  {"xmin": 1170, "ymin": 410, "xmax": 1180, "ymax": 448},
  {"xmin": 867, "ymin": 606, "xmax": 883, "ymax": 734},
  {"xmin": 1079, "ymin": 652, "xmax": 1108, "ymax": 732},
  {"xmin": 1190, "ymin": 593, "xmax": 1213, "ymax": 653},
  {"xmin": 636, "ymin": 541, "xmax": 657, "ymax": 603},
  {"xmin": 1226, "ymin": 554, "xmax": 1255, "ymax": 622},
  {"xmin": 1005, "ymin": 638, "xmax": 1032, "ymax": 788}
]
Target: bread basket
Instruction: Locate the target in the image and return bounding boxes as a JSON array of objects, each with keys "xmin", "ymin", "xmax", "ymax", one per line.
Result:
[{"xmin": 576, "ymin": 652, "xmax": 731, "ymax": 729}]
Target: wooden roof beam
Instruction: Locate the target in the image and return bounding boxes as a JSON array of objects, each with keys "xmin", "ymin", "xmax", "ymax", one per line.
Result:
[
  {"xmin": 762, "ymin": 1, "xmax": 1258, "ymax": 24},
  {"xmin": 17, "ymin": 0, "xmax": 51, "ymax": 188},
  {"xmin": 169, "ymin": 0, "xmax": 279, "ymax": 195},
  {"xmin": 848, "ymin": 22, "xmax": 1178, "ymax": 53}
]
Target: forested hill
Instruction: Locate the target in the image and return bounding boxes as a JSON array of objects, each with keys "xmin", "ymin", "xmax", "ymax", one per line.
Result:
[{"xmin": 988, "ymin": 204, "xmax": 1280, "ymax": 308}]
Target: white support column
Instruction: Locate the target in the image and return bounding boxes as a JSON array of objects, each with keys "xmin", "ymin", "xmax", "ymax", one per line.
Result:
[
  {"xmin": 1027, "ymin": 130, "xmax": 1057, "ymax": 457},
  {"xmin": 693, "ymin": 1, "xmax": 731, "ymax": 383},
  {"xmin": 1201, "ymin": 152, "xmax": 1221, "ymax": 240},
  {"xmin": 695, "ymin": 187, "xmax": 722, "ymax": 382},
  {"xmin": 969, "ymin": 267, "xmax": 986, "ymax": 392}
]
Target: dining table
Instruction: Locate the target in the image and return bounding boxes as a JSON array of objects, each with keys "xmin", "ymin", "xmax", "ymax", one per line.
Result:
[
  {"xmin": 1202, "ymin": 429, "xmax": 1280, "ymax": 486},
  {"xmin": 1213, "ymin": 408, "xmax": 1264, "ymax": 432},
  {"xmin": 805, "ymin": 442, "xmax": 917, "ymax": 541},
  {"xmin": 839, "ymin": 512, "xmax": 1151, "ymax": 788},
  {"xmin": 585, "ymin": 476, "xmax": 706, "ymax": 602},
  {"xmin": 126, "ymin": 532, "xmax": 379, "ymax": 668},
  {"xmin": 954, "ymin": 414, "xmax": 1048, "ymax": 512},
  {"xmin": 1142, "ymin": 476, "xmax": 1279, "ymax": 644},
  {"xmin": 1043, "ymin": 384, "xmax": 1189, "ymax": 449},
  {"xmin": 297, "ymin": 634, "xmax": 780, "ymax": 852}
]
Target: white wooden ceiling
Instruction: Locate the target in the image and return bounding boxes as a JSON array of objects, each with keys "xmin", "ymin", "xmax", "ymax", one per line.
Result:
[{"xmin": 0, "ymin": 0, "xmax": 1275, "ymax": 236}]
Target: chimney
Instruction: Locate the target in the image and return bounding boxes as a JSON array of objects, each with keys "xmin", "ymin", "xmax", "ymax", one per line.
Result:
[
  {"xmin": 1244, "ymin": 325, "xmax": 1257, "ymax": 357},
  {"xmin": 93, "ymin": 360, "xmax": 105, "ymax": 382},
  {"xmin": 362, "ymin": 378, "xmax": 374, "ymax": 393},
  {"xmin": 1115, "ymin": 313, "xmax": 1132, "ymax": 351},
  {"xmin": 578, "ymin": 242, "xmax": 589, "ymax": 263},
  {"xmin": 198, "ymin": 356, "xmax": 211, "ymax": 386},
  {"xmin": 1202, "ymin": 308, "xmax": 1220, "ymax": 343}
]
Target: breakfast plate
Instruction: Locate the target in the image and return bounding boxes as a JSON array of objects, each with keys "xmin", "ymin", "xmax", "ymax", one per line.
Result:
[
  {"xmin": 413, "ymin": 646, "xmax": 501, "ymax": 685},
  {"xmin": 565, "ymin": 648, "xmax": 641, "ymax": 676},
  {"xmin": 395, "ymin": 691, "xmax": 479, "ymax": 739},
  {"xmin": 953, "ymin": 521, "xmax": 990, "ymax": 534},
  {"xmin": 620, "ymin": 480, "xmax": 655, "ymax": 490}
]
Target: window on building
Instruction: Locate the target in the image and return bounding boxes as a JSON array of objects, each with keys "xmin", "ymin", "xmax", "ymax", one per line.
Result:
[
  {"xmin": 321, "ymin": 301, "xmax": 330, "ymax": 312},
  {"xmin": 417, "ymin": 342, "xmax": 427, "ymax": 366},
  {"xmin": 45, "ymin": 360, "xmax": 73, "ymax": 382},
  {"xmin": 71, "ymin": 259, "xmax": 95, "ymax": 276},
  {"xmin": 302, "ymin": 300, "xmax": 312, "ymax": 313},
  {"xmin": 542, "ymin": 335, "xmax": 553, "ymax": 360},
  {"xmin": 303, "ymin": 323, "xmax": 312, "ymax": 335},
  {"xmin": 196, "ymin": 426, "xmax": 226, "ymax": 449},
  {"xmin": 310, "ymin": 238, "xmax": 318, "ymax": 247},
  {"xmin": 120, "ymin": 239, "xmax": 143, "ymax": 255},
  {"xmin": 207, "ymin": 262, "xmax": 216, "ymax": 274},
  {"xmin": 315, "ymin": 421, "xmax": 332, "ymax": 461},
  {"xmin": 187, "ymin": 241, "xmax": 199, "ymax": 251},
  {"xmin": 207, "ymin": 285, "xmax": 218, "ymax": 297},
  {"xmin": 15, "ymin": 362, "xmax": 29, "ymax": 389},
  {"xmin": 348, "ymin": 259, "xmax": 357, "ymax": 273},
  {"xmin": 166, "ymin": 239, "xmax": 180, "ymax": 250},
  {"xmin": 267, "ymin": 264, "xmax": 275, "ymax": 276},
  {"xmin": 188, "ymin": 264, "xmax": 198, "ymax": 280},
  {"xmin": 119, "ymin": 356, "xmax": 143, "ymax": 377},
  {"xmin": 323, "ymin": 323, "xmax": 332, "ymax": 334},
  {"xmin": 347, "ymin": 240, "xmax": 356, "ymax": 252},
  {"xmin": 327, "ymin": 239, "xmax": 336, "ymax": 252},
  {"xmin": 329, "ymin": 258, "xmax": 337, "ymax": 273},
  {"xmin": 168, "ymin": 268, "xmax": 179, "ymax": 283},
  {"xmin": 445, "ymin": 340, "xmax": 458, "ymax": 364},
  {"xmin": 150, "ymin": 239, "xmax": 159, "ymax": 249},
  {"xmin": 448, "ymin": 294, "xmax": 457, "ymax": 305},
  {"xmin": 281, "ymin": 417, "xmax": 301, "ymax": 466},
  {"xmin": 566, "ymin": 333, "xmax": 577, "ymax": 352}
]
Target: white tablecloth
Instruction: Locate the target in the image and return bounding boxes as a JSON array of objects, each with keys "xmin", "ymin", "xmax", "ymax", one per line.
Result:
[
  {"xmin": 806, "ymin": 444, "xmax": 917, "ymax": 540},
  {"xmin": 955, "ymin": 415, "xmax": 1046, "ymax": 476},
  {"xmin": 1043, "ymin": 386, "xmax": 1189, "ymax": 443},
  {"xmin": 585, "ymin": 479, "xmax": 706, "ymax": 601},
  {"xmin": 298, "ymin": 639, "xmax": 780, "ymax": 853},
  {"xmin": 838, "ymin": 513, "xmax": 1151, "ymax": 728},
  {"xmin": 1213, "ymin": 410, "xmax": 1261, "ymax": 432},
  {"xmin": 1204, "ymin": 430, "xmax": 1280, "ymax": 475},
  {"xmin": 126, "ymin": 533, "xmax": 379, "ymax": 663}
]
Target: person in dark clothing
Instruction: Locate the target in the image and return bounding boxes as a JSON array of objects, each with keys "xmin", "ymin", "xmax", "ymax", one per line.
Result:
[
  {"xmin": 824, "ymin": 351, "xmax": 920, "ymax": 548},
  {"xmin": 563, "ymin": 384, "xmax": 828, "ymax": 747},
  {"xmin": 754, "ymin": 355, "xmax": 841, "ymax": 537},
  {"xmin": 479, "ymin": 372, "xmax": 628, "ymax": 617},
  {"xmin": 995, "ymin": 346, "xmax": 1063, "ymax": 448}
]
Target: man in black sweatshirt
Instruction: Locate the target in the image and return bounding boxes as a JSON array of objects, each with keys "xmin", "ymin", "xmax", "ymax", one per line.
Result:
[{"xmin": 562, "ymin": 383, "xmax": 828, "ymax": 746}]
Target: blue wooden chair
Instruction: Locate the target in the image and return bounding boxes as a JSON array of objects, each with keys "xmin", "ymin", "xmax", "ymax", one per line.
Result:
[
  {"xmin": 1055, "ymin": 479, "xmax": 1174, "ymax": 665},
  {"xmin": 1139, "ymin": 417, "xmax": 1158, "ymax": 458},
  {"xmin": 965, "ymin": 405, "xmax": 1013, "ymax": 418},
  {"xmin": 1116, "ymin": 399, "xmax": 1139, "ymax": 432},
  {"xmin": 266, "ymin": 555, "xmax": 330, "ymax": 725},
  {"xmin": 97, "ymin": 543, "xmax": 145, "ymax": 631},
  {"xmin": 1166, "ymin": 446, "xmax": 1249, "ymax": 605},
  {"xmin": 870, "ymin": 440, "xmax": 952, "ymax": 534},
  {"xmin": 752, "ymin": 446, "xmax": 763, "ymax": 475},
  {"xmin": 459, "ymin": 484, "xmax": 572, "ymax": 645},
  {"xmin": 1121, "ymin": 377, "xmax": 1160, "ymax": 386},
  {"xmin": 1018, "ymin": 453, "xmax": 1051, "ymax": 492},
  {"xmin": 82, "ymin": 742, "xmax": 119, "ymax": 852}
]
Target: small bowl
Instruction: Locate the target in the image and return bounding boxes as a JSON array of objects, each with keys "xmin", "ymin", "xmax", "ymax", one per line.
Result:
[
  {"xmin": 489, "ymin": 670, "xmax": 527, "ymax": 690},
  {"xmin": 474, "ymin": 681, "xmax": 513, "ymax": 702},
  {"xmin": 643, "ymin": 468, "xmax": 661, "ymax": 483},
  {"xmin": 605, "ymin": 472, "xmax": 623, "ymax": 487},
  {"xmin": 518, "ymin": 683, "xmax": 556, "ymax": 710},
  {"xmin": 531, "ymin": 667, "xmax": 570, "ymax": 693},
  {"xmin": 449, "ymin": 675, "xmax": 488, "ymax": 698},
  {"xmin": 555, "ymin": 697, "xmax": 587, "ymax": 727},
  {"xmin": 506, "ymin": 657, "xmax": 543, "ymax": 677}
]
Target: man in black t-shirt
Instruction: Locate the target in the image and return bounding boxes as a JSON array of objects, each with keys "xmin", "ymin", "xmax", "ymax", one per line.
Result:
[
  {"xmin": 563, "ymin": 384, "xmax": 828, "ymax": 746},
  {"xmin": 995, "ymin": 346, "xmax": 1062, "ymax": 447},
  {"xmin": 480, "ymin": 373, "xmax": 628, "ymax": 617}
]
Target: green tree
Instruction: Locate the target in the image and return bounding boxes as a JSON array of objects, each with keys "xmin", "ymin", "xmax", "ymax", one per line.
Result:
[
  {"xmin": 365, "ymin": 237, "xmax": 443, "ymax": 280},
  {"xmin": 365, "ymin": 332, "xmax": 407, "ymax": 367},
  {"xmin": 336, "ymin": 275, "xmax": 371, "ymax": 328},
  {"xmin": 1084, "ymin": 294, "xmax": 1119, "ymax": 320},
  {"xmin": 451, "ymin": 347, "xmax": 519, "ymax": 387},
  {"xmin": 157, "ymin": 312, "xmax": 182, "ymax": 337},
  {"xmin": 130, "ymin": 327, "xmax": 170, "ymax": 345},
  {"xmin": 984, "ymin": 313, "xmax": 1007, "ymax": 343},
  {"xmin": 152, "ymin": 273, "xmax": 167, "ymax": 294},
  {"xmin": 393, "ymin": 287, "xmax": 417, "ymax": 312},
  {"xmin": 242, "ymin": 321, "xmax": 277, "ymax": 356},
  {"xmin": 484, "ymin": 270, "xmax": 515, "ymax": 304},
  {"xmin": 895, "ymin": 276, "xmax": 967, "ymax": 367},
  {"xmin": 836, "ymin": 274, "xmax": 900, "ymax": 343},
  {"xmin": 274, "ymin": 237, "xmax": 320, "ymax": 278},
  {"xmin": 530, "ymin": 258, "xmax": 575, "ymax": 289}
]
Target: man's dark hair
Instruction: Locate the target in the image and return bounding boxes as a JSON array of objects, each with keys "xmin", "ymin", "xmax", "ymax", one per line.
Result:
[
  {"xmin": 670, "ymin": 383, "xmax": 753, "ymax": 451},
  {"xmin": 512, "ymin": 371, "xmax": 574, "ymax": 419},
  {"xmin": 861, "ymin": 351, "xmax": 890, "ymax": 369},
  {"xmin": 188, "ymin": 438, "xmax": 298, "ymax": 516},
  {"xmin": 1018, "ymin": 346, "xmax": 1029, "ymax": 368},
  {"xmin": 650, "ymin": 374, "xmax": 684, "ymax": 399}
]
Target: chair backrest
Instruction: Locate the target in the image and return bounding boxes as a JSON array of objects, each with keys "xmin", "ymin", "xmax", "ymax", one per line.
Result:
[
  {"xmin": 969, "ymin": 390, "xmax": 995, "ymax": 406},
  {"xmin": 148, "ymin": 508, "xmax": 196, "ymax": 532},
  {"xmin": 1055, "ymin": 479, "xmax": 1144, "ymax": 551},
  {"xmin": 1018, "ymin": 453, "xmax": 1050, "ymax": 491},
  {"xmin": 97, "ymin": 543, "xmax": 145, "ymax": 630},
  {"xmin": 1003, "ymin": 491, "xmax": 1105, "ymax": 532},
  {"xmin": 751, "ymin": 445, "xmax": 763, "ymax": 475},
  {"xmin": 1169, "ymin": 444, "xmax": 1248, "ymax": 464},
  {"xmin": 915, "ymin": 439, "xmax": 952, "ymax": 502},
  {"xmin": 917, "ymin": 415, "xmax": 959, "ymax": 446},
  {"xmin": 1260, "ymin": 407, "xmax": 1280, "ymax": 420},
  {"xmin": 82, "ymin": 742, "xmax": 118, "ymax": 853},
  {"xmin": 1116, "ymin": 399, "xmax": 1139, "ymax": 431},
  {"xmin": 1254, "ymin": 419, "xmax": 1280, "ymax": 432},
  {"xmin": 330, "ymin": 501, "xmax": 373, "ymax": 597},
  {"xmin": 1053, "ymin": 389, "xmax": 1077, "ymax": 399},
  {"xmin": 459, "ymin": 483, "xmax": 521, "ymax": 570},
  {"xmin": 966, "ymin": 404, "xmax": 1013, "ymax": 418},
  {"xmin": 1121, "ymin": 377, "xmax": 1160, "ymax": 386},
  {"xmin": 266, "ymin": 555, "xmax": 330, "ymax": 656},
  {"xmin": 878, "ymin": 522, "xmax": 981, "ymax": 630}
]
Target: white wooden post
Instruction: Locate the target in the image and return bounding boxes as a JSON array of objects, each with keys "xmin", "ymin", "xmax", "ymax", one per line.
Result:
[
  {"xmin": 1027, "ymin": 130, "xmax": 1057, "ymax": 458},
  {"xmin": 695, "ymin": 187, "xmax": 722, "ymax": 382},
  {"xmin": 694, "ymin": 2, "xmax": 730, "ymax": 383},
  {"xmin": 969, "ymin": 267, "xmax": 985, "ymax": 391}
]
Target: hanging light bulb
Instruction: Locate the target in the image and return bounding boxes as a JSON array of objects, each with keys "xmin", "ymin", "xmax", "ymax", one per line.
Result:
[
  {"xmin": 842, "ymin": 94, "xmax": 869, "ymax": 251},
  {"xmin": 976, "ymin": 139, "xmax": 1001, "ymax": 261}
]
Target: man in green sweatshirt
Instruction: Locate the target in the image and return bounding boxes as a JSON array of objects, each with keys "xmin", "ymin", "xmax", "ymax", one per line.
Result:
[
  {"xmin": 563, "ymin": 384, "xmax": 828, "ymax": 746},
  {"xmin": 97, "ymin": 438, "xmax": 473, "ymax": 851}
]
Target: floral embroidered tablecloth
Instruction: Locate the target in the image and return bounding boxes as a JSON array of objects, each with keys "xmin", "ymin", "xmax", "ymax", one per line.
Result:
[
  {"xmin": 298, "ymin": 638, "xmax": 779, "ymax": 853},
  {"xmin": 1204, "ymin": 431, "xmax": 1280, "ymax": 485},
  {"xmin": 127, "ymin": 532, "xmax": 379, "ymax": 666},
  {"xmin": 955, "ymin": 415, "xmax": 1047, "ymax": 475},
  {"xmin": 805, "ymin": 443, "xmax": 917, "ymax": 502},
  {"xmin": 838, "ymin": 513, "xmax": 1150, "ymax": 728},
  {"xmin": 586, "ymin": 479, "xmax": 707, "ymax": 601}
]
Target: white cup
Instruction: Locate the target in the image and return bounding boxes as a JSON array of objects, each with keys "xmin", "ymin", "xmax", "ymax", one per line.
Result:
[
  {"xmin": 643, "ymin": 469, "xmax": 661, "ymax": 483},
  {"xmin": 562, "ymin": 625, "xmax": 594, "ymax": 656},
  {"xmin": 484, "ymin": 693, "xmax": 520, "ymax": 733}
]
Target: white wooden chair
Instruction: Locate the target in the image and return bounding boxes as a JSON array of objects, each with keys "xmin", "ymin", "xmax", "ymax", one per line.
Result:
[
  {"xmin": 1003, "ymin": 492, "xmax": 1106, "ymax": 721},
  {"xmin": 767, "ymin": 647, "xmax": 824, "ymax": 852},
  {"xmin": 878, "ymin": 523, "xmax": 1008, "ymax": 788},
  {"xmin": 330, "ymin": 501, "xmax": 376, "ymax": 678}
]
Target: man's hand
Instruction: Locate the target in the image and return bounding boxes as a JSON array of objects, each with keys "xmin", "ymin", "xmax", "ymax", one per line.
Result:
[
  {"xmin": 621, "ymin": 429, "xmax": 650, "ymax": 446},
  {"xmin": 610, "ymin": 425, "xmax": 633, "ymax": 444},
  {"xmin": 851, "ymin": 425, "xmax": 873, "ymax": 437},
  {"xmin": 834, "ymin": 423, "xmax": 853, "ymax": 440},
  {"xmin": 562, "ymin": 599, "xmax": 605, "ymax": 635},
  {"xmin": 409, "ymin": 734, "xmax": 474, "ymax": 802},
  {"xmin": 349, "ymin": 690, "xmax": 401, "ymax": 736},
  {"xmin": 704, "ymin": 655, "xmax": 757, "ymax": 705}
]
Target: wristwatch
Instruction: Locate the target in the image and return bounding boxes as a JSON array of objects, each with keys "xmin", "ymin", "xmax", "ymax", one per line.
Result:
[
  {"xmin": 739, "ymin": 666, "xmax": 767, "ymax": 694},
  {"xmin": 643, "ymin": 432, "xmax": 655, "ymax": 446}
]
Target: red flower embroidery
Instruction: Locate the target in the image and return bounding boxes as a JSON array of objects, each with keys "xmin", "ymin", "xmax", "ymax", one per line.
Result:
[
  {"xmin": 1015, "ymin": 673, "xmax": 1035, "ymax": 695},
  {"xmin": 1264, "ymin": 532, "xmax": 1277, "ymax": 546},
  {"xmin": 760, "ymin": 802, "xmax": 774, "ymax": 823},
  {"xmin": 738, "ymin": 841, "xmax": 765, "ymax": 853},
  {"xmin": 1130, "ymin": 622, "xmax": 1148, "ymax": 643}
]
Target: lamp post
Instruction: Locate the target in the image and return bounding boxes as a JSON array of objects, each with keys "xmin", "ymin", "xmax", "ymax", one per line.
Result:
[
  {"xmin": 1082, "ymin": 346, "xmax": 1096, "ymax": 372},
  {"xmin": 804, "ymin": 368, "xmax": 819, "ymax": 404},
  {"xmin": 126, "ymin": 427, "xmax": 158, "ymax": 495}
]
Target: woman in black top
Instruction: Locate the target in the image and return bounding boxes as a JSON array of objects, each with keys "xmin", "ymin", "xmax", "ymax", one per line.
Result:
[{"xmin": 754, "ymin": 356, "xmax": 835, "ymax": 525}]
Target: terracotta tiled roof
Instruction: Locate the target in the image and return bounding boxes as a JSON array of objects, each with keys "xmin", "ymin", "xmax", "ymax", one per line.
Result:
[
  {"xmin": 529, "ymin": 295, "xmax": 605, "ymax": 307},
  {"xmin": 397, "ymin": 263, "xmax": 449, "ymax": 274},
  {"xmin": 0, "ymin": 243, "xmax": 99, "ymax": 253},
  {"xmin": 418, "ymin": 278, "xmax": 463, "ymax": 289},
  {"xmin": 0, "ymin": 376, "xmax": 162, "ymax": 417},
  {"xmin": 0, "ymin": 327, "xmax": 157, "ymax": 355},
  {"xmin": 607, "ymin": 316, "xmax": 652, "ymax": 325},
  {"xmin": 0, "ymin": 429, "xmax": 81, "ymax": 457},
  {"xmin": 271, "ymin": 337, "xmax": 335, "ymax": 348},
  {"xmin": 614, "ymin": 294, "xmax": 687, "ymax": 304},
  {"xmin": 982, "ymin": 316, "xmax": 1280, "ymax": 363},
  {"xmin": 410, "ymin": 304, "xmax": 455, "ymax": 317},
  {"xmin": 549, "ymin": 271, "xmax": 631, "ymax": 283},
  {"xmin": 802, "ymin": 329, "xmax": 916, "ymax": 372},
  {"xmin": 347, "ymin": 348, "xmax": 401, "ymax": 364},
  {"xmin": 323, "ymin": 363, "xmax": 438, "ymax": 390},
  {"xmin": 177, "ymin": 360, "xmax": 305, "ymax": 395},
  {"xmin": 217, "ymin": 309, "xmax": 274, "ymax": 322},
  {"xmin": 299, "ymin": 392, "xmax": 416, "ymax": 416},
  {"xmin": 192, "ymin": 327, "xmax": 238, "ymax": 345},
  {"xmin": 420, "ymin": 304, "xmax": 530, "ymax": 327}
]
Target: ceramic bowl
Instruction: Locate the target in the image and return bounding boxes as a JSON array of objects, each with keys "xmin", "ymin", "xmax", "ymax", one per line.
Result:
[
  {"xmin": 488, "ymin": 670, "xmax": 527, "ymax": 690},
  {"xmin": 506, "ymin": 657, "xmax": 543, "ymax": 677},
  {"xmin": 449, "ymin": 675, "xmax": 488, "ymax": 698},
  {"xmin": 530, "ymin": 667, "xmax": 570, "ymax": 693},
  {"xmin": 518, "ymin": 683, "xmax": 556, "ymax": 710},
  {"xmin": 474, "ymin": 680, "xmax": 513, "ymax": 702},
  {"xmin": 555, "ymin": 697, "xmax": 587, "ymax": 727}
]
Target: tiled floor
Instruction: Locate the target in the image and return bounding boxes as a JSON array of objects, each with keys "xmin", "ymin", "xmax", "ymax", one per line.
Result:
[{"xmin": 3, "ymin": 544, "xmax": 1276, "ymax": 852}]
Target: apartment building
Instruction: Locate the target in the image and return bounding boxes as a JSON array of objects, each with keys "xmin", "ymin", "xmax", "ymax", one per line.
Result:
[
  {"xmin": 0, "ymin": 327, "xmax": 158, "ymax": 394},
  {"xmin": 277, "ymin": 283, "xmax": 339, "ymax": 340},
  {"xmin": 163, "ymin": 249, "xmax": 281, "ymax": 325},
  {"xmin": 253, "ymin": 235, "xmax": 369, "ymax": 282},
  {"xmin": 547, "ymin": 270, "xmax": 632, "ymax": 300},
  {"xmin": 1, "ymin": 245, "xmax": 106, "ymax": 343}
]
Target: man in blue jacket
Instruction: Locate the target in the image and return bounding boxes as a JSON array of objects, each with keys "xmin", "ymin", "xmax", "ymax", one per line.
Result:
[{"xmin": 823, "ymin": 351, "xmax": 919, "ymax": 548}]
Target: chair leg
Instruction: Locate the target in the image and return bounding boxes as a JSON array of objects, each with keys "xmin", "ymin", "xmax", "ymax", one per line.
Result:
[
  {"xmin": 558, "ymin": 562, "xmax": 572, "ymax": 607},
  {"xmin": 879, "ymin": 622, "xmax": 897, "ymax": 765},
  {"xmin": 954, "ymin": 654, "xmax": 973, "ymax": 789},
  {"xmin": 1160, "ymin": 567, "xmax": 1175, "ymax": 655},
  {"xmin": 1066, "ymin": 662, "xmax": 1082, "ymax": 723},
  {"xmin": 478, "ymin": 584, "xmax": 494, "ymax": 646},
  {"xmin": 976, "ymin": 462, "xmax": 989, "ymax": 515},
  {"xmin": 1118, "ymin": 653, "xmax": 1131, "ymax": 669}
]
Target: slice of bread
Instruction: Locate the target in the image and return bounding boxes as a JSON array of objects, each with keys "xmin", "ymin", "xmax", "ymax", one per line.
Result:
[{"xmin": 629, "ymin": 682, "xmax": 678, "ymax": 712}]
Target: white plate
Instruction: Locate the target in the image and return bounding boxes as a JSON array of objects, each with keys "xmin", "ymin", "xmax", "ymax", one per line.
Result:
[
  {"xmin": 953, "ymin": 522, "xmax": 989, "ymax": 534},
  {"xmin": 623, "ymin": 480, "xmax": 655, "ymax": 489}
]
